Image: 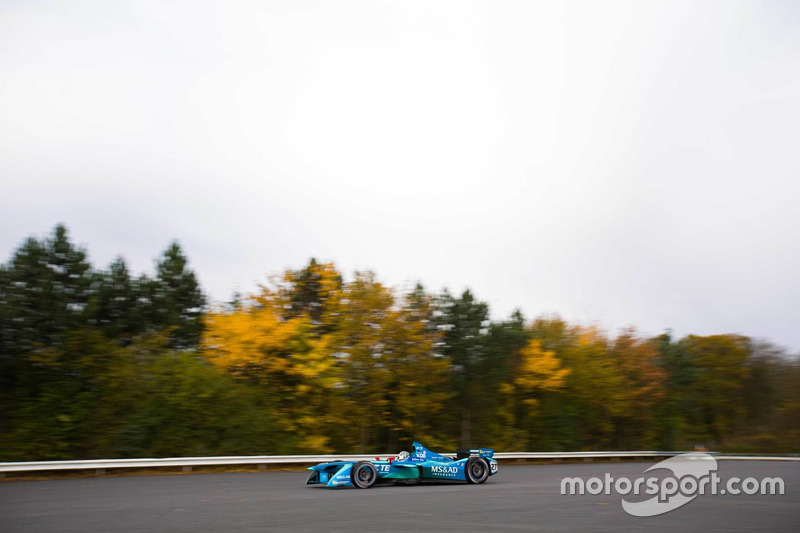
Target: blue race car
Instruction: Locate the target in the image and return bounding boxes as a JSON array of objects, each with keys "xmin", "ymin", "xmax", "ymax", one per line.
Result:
[{"xmin": 305, "ymin": 442, "xmax": 498, "ymax": 488}]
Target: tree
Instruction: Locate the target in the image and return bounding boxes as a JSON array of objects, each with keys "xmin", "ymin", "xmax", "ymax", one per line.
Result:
[
  {"xmin": 433, "ymin": 289, "xmax": 490, "ymax": 447},
  {"xmin": 87, "ymin": 257, "xmax": 151, "ymax": 345},
  {"xmin": 278, "ymin": 258, "xmax": 343, "ymax": 332},
  {"xmin": 152, "ymin": 242, "xmax": 206, "ymax": 349},
  {"xmin": 608, "ymin": 330, "xmax": 666, "ymax": 448},
  {"xmin": 650, "ymin": 332, "xmax": 691, "ymax": 449},
  {"xmin": 378, "ymin": 284, "xmax": 450, "ymax": 451},
  {"xmin": 680, "ymin": 334, "xmax": 752, "ymax": 445},
  {"xmin": 0, "ymin": 224, "xmax": 92, "ymax": 354},
  {"xmin": 536, "ymin": 326, "xmax": 630, "ymax": 449},
  {"xmin": 0, "ymin": 225, "xmax": 93, "ymax": 434},
  {"xmin": 476, "ymin": 310, "xmax": 529, "ymax": 447},
  {"xmin": 500, "ymin": 336, "xmax": 570, "ymax": 449},
  {"xmin": 114, "ymin": 346, "xmax": 276, "ymax": 458},
  {"xmin": 202, "ymin": 286, "xmax": 342, "ymax": 453},
  {"xmin": 329, "ymin": 271, "xmax": 396, "ymax": 451}
]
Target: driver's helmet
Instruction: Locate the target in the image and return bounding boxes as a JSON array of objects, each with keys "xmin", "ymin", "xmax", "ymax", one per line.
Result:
[{"xmin": 397, "ymin": 451, "xmax": 410, "ymax": 462}]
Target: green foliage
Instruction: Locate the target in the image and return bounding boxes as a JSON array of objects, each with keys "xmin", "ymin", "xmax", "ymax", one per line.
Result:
[
  {"xmin": 87, "ymin": 257, "xmax": 149, "ymax": 344},
  {"xmin": 1, "ymin": 224, "xmax": 799, "ymax": 460},
  {"xmin": 115, "ymin": 347, "xmax": 275, "ymax": 457},
  {"xmin": 0, "ymin": 225, "xmax": 92, "ymax": 354},
  {"xmin": 678, "ymin": 334, "xmax": 752, "ymax": 444},
  {"xmin": 152, "ymin": 242, "xmax": 206, "ymax": 349},
  {"xmin": 433, "ymin": 289, "xmax": 490, "ymax": 447},
  {"xmin": 282, "ymin": 258, "xmax": 343, "ymax": 329}
]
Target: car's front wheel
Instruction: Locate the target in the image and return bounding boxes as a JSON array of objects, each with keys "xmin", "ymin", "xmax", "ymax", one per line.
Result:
[
  {"xmin": 351, "ymin": 461, "xmax": 378, "ymax": 488},
  {"xmin": 465, "ymin": 457, "xmax": 489, "ymax": 484}
]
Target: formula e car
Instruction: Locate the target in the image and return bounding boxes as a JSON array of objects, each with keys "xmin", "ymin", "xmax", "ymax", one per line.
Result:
[{"xmin": 305, "ymin": 442, "xmax": 498, "ymax": 488}]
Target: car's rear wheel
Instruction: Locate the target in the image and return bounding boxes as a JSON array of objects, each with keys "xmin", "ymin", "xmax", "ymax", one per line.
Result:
[
  {"xmin": 351, "ymin": 461, "xmax": 378, "ymax": 488},
  {"xmin": 465, "ymin": 457, "xmax": 489, "ymax": 484}
]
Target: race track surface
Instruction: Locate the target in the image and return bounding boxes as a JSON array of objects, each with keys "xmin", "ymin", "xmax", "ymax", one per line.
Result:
[{"xmin": 1, "ymin": 461, "xmax": 797, "ymax": 532}]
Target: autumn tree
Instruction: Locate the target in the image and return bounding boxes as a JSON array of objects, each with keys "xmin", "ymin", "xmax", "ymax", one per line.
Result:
[
  {"xmin": 536, "ymin": 326, "xmax": 629, "ymax": 449},
  {"xmin": 202, "ymin": 286, "xmax": 341, "ymax": 452},
  {"xmin": 278, "ymin": 258, "xmax": 343, "ymax": 333},
  {"xmin": 377, "ymin": 284, "xmax": 450, "ymax": 451},
  {"xmin": 608, "ymin": 330, "xmax": 666, "ymax": 448},
  {"xmin": 500, "ymin": 336, "xmax": 570, "ymax": 449},
  {"xmin": 2, "ymin": 226, "xmax": 799, "ymax": 459},
  {"xmin": 324, "ymin": 271, "xmax": 397, "ymax": 451}
]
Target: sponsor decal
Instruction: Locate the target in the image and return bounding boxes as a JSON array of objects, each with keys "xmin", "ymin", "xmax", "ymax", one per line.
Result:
[
  {"xmin": 320, "ymin": 472, "xmax": 329, "ymax": 483},
  {"xmin": 376, "ymin": 464, "xmax": 391, "ymax": 473},
  {"xmin": 431, "ymin": 465, "xmax": 459, "ymax": 476}
]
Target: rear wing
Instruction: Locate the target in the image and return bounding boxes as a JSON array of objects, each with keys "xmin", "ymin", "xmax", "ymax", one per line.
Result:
[{"xmin": 456, "ymin": 448, "xmax": 495, "ymax": 459}]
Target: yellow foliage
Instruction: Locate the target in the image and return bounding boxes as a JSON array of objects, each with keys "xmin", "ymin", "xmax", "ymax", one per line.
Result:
[
  {"xmin": 514, "ymin": 339, "xmax": 570, "ymax": 391},
  {"xmin": 300, "ymin": 434, "xmax": 332, "ymax": 454},
  {"xmin": 200, "ymin": 266, "xmax": 450, "ymax": 453}
]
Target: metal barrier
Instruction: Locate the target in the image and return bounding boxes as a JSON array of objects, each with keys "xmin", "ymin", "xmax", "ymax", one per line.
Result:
[{"xmin": 2, "ymin": 451, "xmax": 798, "ymax": 474}]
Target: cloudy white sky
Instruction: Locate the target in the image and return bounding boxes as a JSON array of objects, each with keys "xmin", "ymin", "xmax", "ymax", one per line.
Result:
[{"xmin": 1, "ymin": 1, "xmax": 799, "ymax": 350}]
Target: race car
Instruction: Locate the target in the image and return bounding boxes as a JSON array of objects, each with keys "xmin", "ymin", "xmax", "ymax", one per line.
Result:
[{"xmin": 305, "ymin": 442, "xmax": 498, "ymax": 488}]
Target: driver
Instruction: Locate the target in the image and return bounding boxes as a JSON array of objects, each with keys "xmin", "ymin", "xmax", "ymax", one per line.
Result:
[{"xmin": 396, "ymin": 451, "xmax": 410, "ymax": 462}]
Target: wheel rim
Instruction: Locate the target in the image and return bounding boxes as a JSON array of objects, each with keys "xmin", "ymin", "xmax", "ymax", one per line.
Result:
[
  {"xmin": 357, "ymin": 466, "xmax": 375, "ymax": 485},
  {"xmin": 471, "ymin": 462, "xmax": 485, "ymax": 479}
]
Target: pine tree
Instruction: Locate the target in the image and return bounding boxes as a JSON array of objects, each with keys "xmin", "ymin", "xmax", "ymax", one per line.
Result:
[
  {"xmin": 433, "ymin": 289, "xmax": 490, "ymax": 448},
  {"xmin": 88, "ymin": 257, "xmax": 150, "ymax": 344},
  {"xmin": 152, "ymin": 242, "xmax": 206, "ymax": 349},
  {"xmin": 0, "ymin": 225, "xmax": 93, "ymax": 382}
]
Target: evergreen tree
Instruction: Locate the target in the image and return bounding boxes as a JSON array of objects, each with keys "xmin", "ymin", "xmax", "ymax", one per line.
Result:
[
  {"xmin": 482, "ymin": 310, "xmax": 529, "ymax": 446},
  {"xmin": 433, "ymin": 289, "xmax": 490, "ymax": 447},
  {"xmin": 279, "ymin": 258, "xmax": 343, "ymax": 334},
  {"xmin": 0, "ymin": 225, "xmax": 92, "ymax": 351},
  {"xmin": 152, "ymin": 242, "xmax": 205, "ymax": 349},
  {"xmin": 0, "ymin": 225, "xmax": 93, "ymax": 397},
  {"xmin": 88, "ymin": 257, "xmax": 151, "ymax": 345}
]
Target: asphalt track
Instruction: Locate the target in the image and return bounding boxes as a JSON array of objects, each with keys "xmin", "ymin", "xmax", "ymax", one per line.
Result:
[{"xmin": 1, "ymin": 461, "xmax": 798, "ymax": 532}]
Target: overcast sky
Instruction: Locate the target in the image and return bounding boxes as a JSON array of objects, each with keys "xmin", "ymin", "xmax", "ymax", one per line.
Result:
[{"xmin": 1, "ymin": 1, "xmax": 799, "ymax": 351}]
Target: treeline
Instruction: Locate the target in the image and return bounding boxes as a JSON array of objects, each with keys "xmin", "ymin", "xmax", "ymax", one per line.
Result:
[{"xmin": 1, "ymin": 224, "xmax": 798, "ymax": 461}]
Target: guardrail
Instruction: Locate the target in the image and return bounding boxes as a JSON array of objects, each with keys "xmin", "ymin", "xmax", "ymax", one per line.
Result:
[{"xmin": 2, "ymin": 451, "xmax": 798, "ymax": 475}]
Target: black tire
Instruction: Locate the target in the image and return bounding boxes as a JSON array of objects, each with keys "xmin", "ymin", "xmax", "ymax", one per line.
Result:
[
  {"xmin": 351, "ymin": 461, "xmax": 378, "ymax": 489},
  {"xmin": 465, "ymin": 457, "xmax": 490, "ymax": 484}
]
